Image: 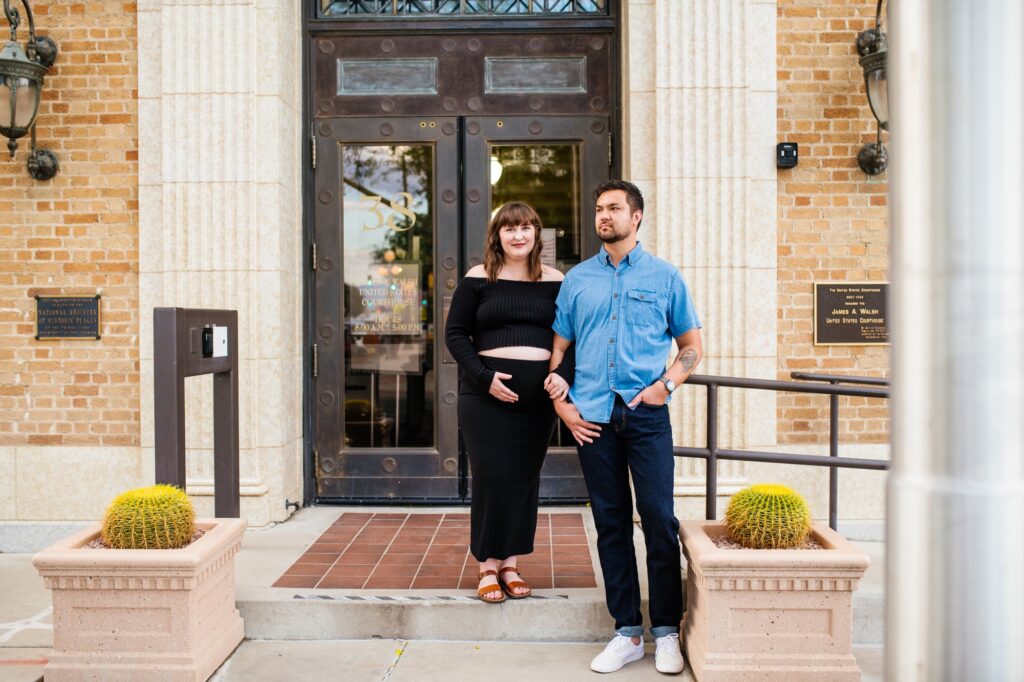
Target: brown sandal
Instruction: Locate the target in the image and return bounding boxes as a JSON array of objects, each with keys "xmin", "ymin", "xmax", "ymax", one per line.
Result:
[
  {"xmin": 498, "ymin": 566, "xmax": 532, "ymax": 599},
  {"xmin": 477, "ymin": 570, "xmax": 506, "ymax": 604}
]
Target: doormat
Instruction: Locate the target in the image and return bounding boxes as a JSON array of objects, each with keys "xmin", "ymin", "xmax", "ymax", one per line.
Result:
[{"xmin": 273, "ymin": 512, "xmax": 597, "ymax": 590}]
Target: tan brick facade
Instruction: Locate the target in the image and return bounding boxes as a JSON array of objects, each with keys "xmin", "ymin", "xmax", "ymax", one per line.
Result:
[
  {"xmin": 0, "ymin": 1, "xmax": 139, "ymax": 447},
  {"xmin": 776, "ymin": 0, "xmax": 890, "ymax": 444},
  {"xmin": 0, "ymin": 2, "xmax": 890, "ymax": 526}
]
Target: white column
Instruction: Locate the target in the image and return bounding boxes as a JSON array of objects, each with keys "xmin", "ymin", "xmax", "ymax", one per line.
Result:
[
  {"xmin": 624, "ymin": 0, "xmax": 778, "ymax": 515},
  {"xmin": 137, "ymin": 0, "xmax": 303, "ymax": 525},
  {"xmin": 888, "ymin": 0, "xmax": 1024, "ymax": 678}
]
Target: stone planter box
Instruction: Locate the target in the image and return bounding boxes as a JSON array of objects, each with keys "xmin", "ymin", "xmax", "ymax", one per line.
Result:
[
  {"xmin": 680, "ymin": 520, "xmax": 869, "ymax": 682},
  {"xmin": 33, "ymin": 517, "xmax": 246, "ymax": 682}
]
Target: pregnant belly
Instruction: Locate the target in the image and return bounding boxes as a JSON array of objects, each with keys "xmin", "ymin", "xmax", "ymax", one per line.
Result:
[{"xmin": 478, "ymin": 346, "xmax": 552, "ymax": 361}]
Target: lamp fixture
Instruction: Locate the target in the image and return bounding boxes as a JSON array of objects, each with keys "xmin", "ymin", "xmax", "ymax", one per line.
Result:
[
  {"xmin": 0, "ymin": 0, "xmax": 58, "ymax": 180},
  {"xmin": 856, "ymin": 0, "xmax": 888, "ymax": 175},
  {"xmin": 489, "ymin": 154, "xmax": 503, "ymax": 185}
]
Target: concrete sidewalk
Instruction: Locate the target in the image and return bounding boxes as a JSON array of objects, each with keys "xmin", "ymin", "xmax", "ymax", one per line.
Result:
[
  {"xmin": 213, "ymin": 639, "xmax": 693, "ymax": 681},
  {"xmin": 0, "ymin": 553, "xmax": 52, "ymax": 682},
  {"xmin": 210, "ymin": 639, "xmax": 883, "ymax": 681}
]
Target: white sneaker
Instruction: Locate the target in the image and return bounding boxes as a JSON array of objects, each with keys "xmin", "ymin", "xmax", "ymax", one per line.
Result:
[
  {"xmin": 590, "ymin": 634, "xmax": 645, "ymax": 673},
  {"xmin": 654, "ymin": 633, "xmax": 685, "ymax": 674}
]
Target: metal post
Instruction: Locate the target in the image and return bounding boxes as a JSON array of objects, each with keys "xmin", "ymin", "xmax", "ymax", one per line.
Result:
[
  {"xmin": 888, "ymin": 1, "xmax": 1024, "ymax": 678},
  {"xmin": 154, "ymin": 308, "xmax": 241, "ymax": 518},
  {"xmin": 212, "ymin": 321, "xmax": 240, "ymax": 518},
  {"xmin": 705, "ymin": 383, "xmax": 718, "ymax": 520},
  {"xmin": 829, "ymin": 383, "xmax": 839, "ymax": 530},
  {"xmin": 153, "ymin": 309, "xmax": 186, "ymax": 487}
]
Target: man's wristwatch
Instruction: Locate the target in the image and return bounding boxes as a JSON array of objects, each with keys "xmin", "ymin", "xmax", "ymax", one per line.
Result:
[{"xmin": 659, "ymin": 375, "xmax": 677, "ymax": 394}]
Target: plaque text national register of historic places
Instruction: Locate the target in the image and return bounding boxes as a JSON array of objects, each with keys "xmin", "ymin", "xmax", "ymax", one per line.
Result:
[{"xmin": 34, "ymin": 295, "xmax": 102, "ymax": 340}]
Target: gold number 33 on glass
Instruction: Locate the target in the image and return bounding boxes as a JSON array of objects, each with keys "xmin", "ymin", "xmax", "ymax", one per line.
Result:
[{"xmin": 361, "ymin": 192, "xmax": 416, "ymax": 233}]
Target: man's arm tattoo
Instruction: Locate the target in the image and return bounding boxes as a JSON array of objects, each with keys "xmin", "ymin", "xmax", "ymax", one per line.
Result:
[{"xmin": 678, "ymin": 348, "xmax": 698, "ymax": 374}]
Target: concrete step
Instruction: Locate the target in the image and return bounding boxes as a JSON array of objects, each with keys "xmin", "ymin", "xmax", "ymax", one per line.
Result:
[
  {"xmin": 235, "ymin": 507, "xmax": 885, "ymax": 645},
  {"xmin": 238, "ymin": 589, "xmax": 883, "ymax": 644}
]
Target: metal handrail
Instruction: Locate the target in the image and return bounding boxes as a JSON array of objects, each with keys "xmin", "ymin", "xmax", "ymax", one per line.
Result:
[
  {"xmin": 790, "ymin": 371, "xmax": 891, "ymax": 387},
  {"xmin": 678, "ymin": 373, "xmax": 890, "ymax": 530}
]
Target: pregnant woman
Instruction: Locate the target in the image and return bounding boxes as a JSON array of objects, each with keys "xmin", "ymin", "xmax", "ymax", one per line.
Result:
[{"xmin": 445, "ymin": 201, "xmax": 572, "ymax": 603}]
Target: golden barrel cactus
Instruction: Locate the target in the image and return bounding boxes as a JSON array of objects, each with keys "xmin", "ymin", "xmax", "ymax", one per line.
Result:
[
  {"xmin": 101, "ymin": 484, "xmax": 196, "ymax": 549},
  {"xmin": 724, "ymin": 484, "xmax": 812, "ymax": 549}
]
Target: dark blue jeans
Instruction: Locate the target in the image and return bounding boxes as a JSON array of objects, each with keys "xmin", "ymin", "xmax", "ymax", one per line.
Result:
[{"xmin": 578, "ymin": 396, "xmax": 681, "ymax": 639}]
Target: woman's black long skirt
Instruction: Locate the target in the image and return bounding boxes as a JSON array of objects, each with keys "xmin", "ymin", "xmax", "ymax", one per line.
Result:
[{"xmin": 459, "ymin": 357, "xmax": 556, "ymax": 562}]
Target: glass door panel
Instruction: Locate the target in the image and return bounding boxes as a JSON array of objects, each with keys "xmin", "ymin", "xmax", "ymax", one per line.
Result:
[
  {"xmin": 342, "ymin": 144, "xmax": 434, "ymax": 449},
  {"xmin": 464, "ymin": 116, "xmax": 610, "ymax": 500},
  {"xmin": 313, "ymin": 118, "xmax": 460, "ymax": 501},
  {"xmin": 489, "ymin": 143, "xmax": 583, "ymax": 269},
  {"xmin": 487, "ymin": 143, "xmax": 589, "ymax": 454},
  {"xmin": 463, "ymin": 116, "xmax": 607, "ymax": 271}
]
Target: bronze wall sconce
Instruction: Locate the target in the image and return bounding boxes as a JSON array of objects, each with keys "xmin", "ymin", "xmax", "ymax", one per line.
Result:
[
  {"xmin": 857, "ymin": 0, "xmax": 888, "ymax": 175},
  {"xmin": 0, "ymin": 0, "xmax": 58, "ymax": 180}
]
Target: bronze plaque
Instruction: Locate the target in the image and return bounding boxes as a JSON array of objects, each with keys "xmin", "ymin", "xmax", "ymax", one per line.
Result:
[
  {"xmin": 814, "ymin": 283, "xmax": 889, "ymax": 345},
  {"xmin": 35, "ymin": 295, "xmax": 101, "ymax": 340}
]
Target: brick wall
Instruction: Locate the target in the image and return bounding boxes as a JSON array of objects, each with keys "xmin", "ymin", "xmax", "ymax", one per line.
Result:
[
  {"xmin": 0, "ymin": 2, "xmax": 138, "ymax": 447},
  {"xmin": 0, "ymin": 3, "xmax": 887, "ymax": 451},
  {"xmin": 777, "ymin": 0, "xmax": 890, "ymax": 444}
]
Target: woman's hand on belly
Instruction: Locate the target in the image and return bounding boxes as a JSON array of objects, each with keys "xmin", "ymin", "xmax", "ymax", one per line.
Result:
[
  {"xmin": 478, "ymin": 346, "xmax": 552, "ymax": 361},
  {"xmin": 489, "ymin": 372, "xmax": 519, "ymax": 403}
]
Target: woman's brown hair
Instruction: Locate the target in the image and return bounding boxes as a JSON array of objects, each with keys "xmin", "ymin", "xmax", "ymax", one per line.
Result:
[{"xmin": 482, "ymin": 201, "xmax": 545, "ymax": 282}]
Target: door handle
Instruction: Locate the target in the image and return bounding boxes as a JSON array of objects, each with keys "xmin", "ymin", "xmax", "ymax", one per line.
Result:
[{"xmin": 442, "ymin": 295, "xmax": 455, "ymax": 364}]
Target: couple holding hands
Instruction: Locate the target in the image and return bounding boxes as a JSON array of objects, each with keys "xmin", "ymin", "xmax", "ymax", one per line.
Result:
[{"xmin": 444, "ymin": 180, "xmax": 703, "ymax": 675}]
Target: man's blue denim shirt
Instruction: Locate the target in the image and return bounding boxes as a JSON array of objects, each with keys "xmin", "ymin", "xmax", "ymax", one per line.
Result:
[{"xmin": 553, "ymin": 242, "xmax": 701, "ymax": 423}]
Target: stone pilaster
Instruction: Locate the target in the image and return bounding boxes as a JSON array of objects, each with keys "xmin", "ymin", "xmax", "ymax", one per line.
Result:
[
  {"xmin": 137, "ymin": 0, "xmax": 303, "ymax": 525},
  {"xmin": 623, "ymin": 0, "xmax": 778, "ymax": 512}
]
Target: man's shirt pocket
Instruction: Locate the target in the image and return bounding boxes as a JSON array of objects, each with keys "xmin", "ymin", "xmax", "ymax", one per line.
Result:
[{"xmin": 626, "ymin": 289, "xmax": 664, "ymax": 329}]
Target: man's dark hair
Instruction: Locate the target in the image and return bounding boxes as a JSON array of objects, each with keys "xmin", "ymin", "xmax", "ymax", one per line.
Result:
[{"xmin": 593, "ymin": 180, "xmax": 644, "ymax": 226}]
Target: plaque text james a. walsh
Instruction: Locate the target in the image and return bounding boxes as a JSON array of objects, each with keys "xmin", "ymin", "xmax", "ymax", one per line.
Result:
[{"xmin": 814, "ymin": 283, "xmax": 888, "ymax": 345}]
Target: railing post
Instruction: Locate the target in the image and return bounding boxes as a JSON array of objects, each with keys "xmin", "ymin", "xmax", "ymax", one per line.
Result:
[
  {"xmin": 829, "ymin": 381, "xmax": 839, "ymax": 530},
  {"xmin": 706, "ymin": 383, "xmax": 718, "ymax": 520}
]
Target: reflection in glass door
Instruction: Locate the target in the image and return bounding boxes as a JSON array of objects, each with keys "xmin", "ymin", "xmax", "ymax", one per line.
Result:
[
  {"xmin": 490, "ymin": 144, "xmax": 583, "ymax": 270},
  {"xmin": 463, "ymin": 117, "xmax": 607, "ymax": 271},
  {"xmin": 342, "ymin": 145, "xmax": 434, "ymax": 449}
]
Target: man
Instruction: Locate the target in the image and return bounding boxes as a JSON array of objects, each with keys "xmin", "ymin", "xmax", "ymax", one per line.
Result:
[{"xmin": 546, "ymin": 180, "xmax": 702, "ymax": 675}]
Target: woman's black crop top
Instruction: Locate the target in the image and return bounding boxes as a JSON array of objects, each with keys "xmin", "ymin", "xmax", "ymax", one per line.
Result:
[{"xmin": 444, "ymin": 276, "xmax": 574, "ymax": 389}]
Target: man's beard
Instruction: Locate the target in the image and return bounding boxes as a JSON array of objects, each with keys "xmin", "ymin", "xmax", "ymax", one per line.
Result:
[{"xmin": 598, "ymin": 224, "xmax": 628, "ymax": 243}]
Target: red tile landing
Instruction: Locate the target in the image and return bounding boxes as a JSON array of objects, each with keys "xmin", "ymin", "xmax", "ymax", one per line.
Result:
[{"xmin": 274, "ymin": 512, "xmax": 597, "ymax": 590}]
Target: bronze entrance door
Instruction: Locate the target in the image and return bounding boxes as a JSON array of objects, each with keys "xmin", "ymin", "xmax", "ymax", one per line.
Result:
[
  {"xmin": 312, "ymin": 115, "xmax": 608, "ymax": 501},
  {"xmin": 308, "ymin": 29, "xmax": 616, "ymax": 502}
]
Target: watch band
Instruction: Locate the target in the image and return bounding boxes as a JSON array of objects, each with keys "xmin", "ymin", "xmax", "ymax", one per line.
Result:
[{"xmin": 659, "ymin": 375, "xmax": 677, "ymax": 394}]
